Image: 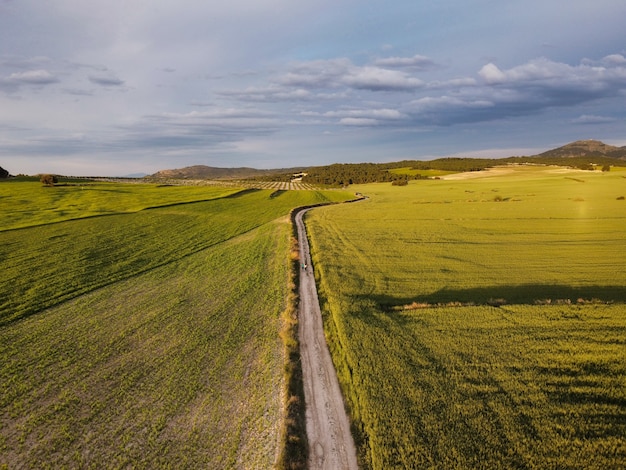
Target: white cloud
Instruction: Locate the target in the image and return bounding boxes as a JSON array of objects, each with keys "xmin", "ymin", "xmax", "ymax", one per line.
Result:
[
  {"xmin": 218, "ymin": 86, "xmax": 313, "ymax": 102},
  {"xmin": 343, "ymin": 66, "xmax": 423, "ymax": 91},
  {"xmin": 571, "ymin": 114, "xmax": 617, "ymax": 124},
  {"xmin": 10, "ymin": 69, "xmax": 59, "ymax": 84},
  {"xmin": 0, "ymin": 69, "xmax": 59, "ymax": 92},
  {"xmin": 281, "ymin": 59, "xmax": 352, "ymax": 88},
  {"xmin": 111, "ymin": 108, "xmax": 282, "ymax": 152},
  {"xmin": 280, "ymin": 58, "xmax": 423, "ymax": 92},
  {"xmin": 478, "ymin": 63, "xmax": 508, "ymax": 84},
  {"xmin": 325, "ymin": 108, "xmax": 406, "ymax": 120},
  {"xmin": 427, "ymin": 78, "xmax": 477, "ymax": 89},
  {"xmin": 602, "ymin": 54, "xmax": 626, "ymax": 65},
  {"xmin": 88, "ymin": 73, "xmax": 125, "ymax": 87},
  {"xmin": 373, "ymin": 54, "xmax": 436, "ymax": 70},
  {"xmin": 432, "ymin": 56, "xmax": 626, "ymax": 125},
  {"xmin": 479, "ymin": 57, "xmax": 626, "ymax": 93},
  {"xmin": 339, "ymin": 117, "xmax": 379, "ymax": 126}
]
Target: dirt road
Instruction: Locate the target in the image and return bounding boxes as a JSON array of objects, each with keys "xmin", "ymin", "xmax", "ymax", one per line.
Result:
[{"xmin": 295, "ymin": 208, "xmax": 359, "ymax": 470}]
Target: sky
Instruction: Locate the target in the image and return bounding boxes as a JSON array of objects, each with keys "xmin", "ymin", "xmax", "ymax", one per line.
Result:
[{"xmin": 1, "ymin": 0, "xmax": 625, "ymax": 176}]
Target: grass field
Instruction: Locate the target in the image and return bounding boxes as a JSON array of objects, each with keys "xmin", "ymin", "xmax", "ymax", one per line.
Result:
[
  {"xmin": 387, "ymin": 167, "xmax": 456, "ymax": 178},
  {"xmin": 0, "ymin": 179, "xmax": 242, "ymax": 230},
  {"xmin": 305, "ymin": 165, "xmax": 626, "ymax": 469},
  {"xmin": 0, "ymin": 181, "xmax": 353, "ymax": 468}
]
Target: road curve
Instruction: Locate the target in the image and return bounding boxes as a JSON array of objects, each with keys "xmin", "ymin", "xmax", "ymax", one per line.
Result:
[{"xmin": 294, "ymin": 208, "xmax": 359, "ymax": 470}]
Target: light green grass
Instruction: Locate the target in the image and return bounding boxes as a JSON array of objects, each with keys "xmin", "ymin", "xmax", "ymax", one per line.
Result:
[
  {"xmin": 0, "ymin": 184, "xmax": 354, "ymax": 468},
  {"xmin": 306, "ymin": 166, "xmax": 626, "ymax": 469},
  {"xmin": 0, "ymin": 187, "xmax": 353, "ymax": 325},
  {"xmin": 1, "ymin": 221, "xmax": 289, "ymax": 469},
  {"xmin": 387, "ymin": 167, "xmax": 456, "ymax": 177},
  {"xmin": 0, "ymin": 180, "xmax": 240, "ymax": 231}
]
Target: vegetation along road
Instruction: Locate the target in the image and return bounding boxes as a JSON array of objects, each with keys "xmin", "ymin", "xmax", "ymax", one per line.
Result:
[{"xmin": 295, "ymin": 207, "xmax": 358, "ymax": 470}]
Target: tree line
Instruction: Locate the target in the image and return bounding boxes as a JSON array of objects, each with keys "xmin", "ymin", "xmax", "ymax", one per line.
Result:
[{"xmin": 259, "ymin": 155, "xmax": 623, "ymax": 187}]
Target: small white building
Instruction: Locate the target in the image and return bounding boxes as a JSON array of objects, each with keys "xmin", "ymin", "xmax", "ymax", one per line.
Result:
[{"xmin": 291, "ymin": 172, "xmax": 307, "ymax": 182}]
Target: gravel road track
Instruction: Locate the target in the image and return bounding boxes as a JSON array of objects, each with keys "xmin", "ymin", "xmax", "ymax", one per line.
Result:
[{"xmin": 295, "ymin": 208, "xmax": 359, "ymax": 470}]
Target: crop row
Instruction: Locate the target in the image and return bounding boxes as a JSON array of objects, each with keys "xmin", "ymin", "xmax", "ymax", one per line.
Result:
[{"xmin": 238, "ymin": 181, "xmax": 324, "ymax": 191}]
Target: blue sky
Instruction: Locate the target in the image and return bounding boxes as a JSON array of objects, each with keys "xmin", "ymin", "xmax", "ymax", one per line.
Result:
[{"xmin": 1, "ymin": 0, "xmax": 625, "ymax": 176}]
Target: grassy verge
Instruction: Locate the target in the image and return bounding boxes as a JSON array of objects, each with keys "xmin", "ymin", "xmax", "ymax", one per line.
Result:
[
  {"xmin": 275, "ymin": 229, "xmax": 308, "ymax": 470},
  {"xmin": 306, "ymin": 166, "xmax": 626, "ymax": 469}
]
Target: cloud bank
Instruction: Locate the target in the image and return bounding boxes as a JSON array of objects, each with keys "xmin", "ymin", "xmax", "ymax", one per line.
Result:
[{"xmin": 1, "ymin": 0, "xmax": 625, "ymax": 175}]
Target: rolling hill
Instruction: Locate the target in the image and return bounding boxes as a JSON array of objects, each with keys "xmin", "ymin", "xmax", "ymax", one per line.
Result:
[
  {"xmin": 148, "ymin": 140, "xmax": 626, "ymax": 186},
  {"xmin": 151, "ymin": 165, "xmax": 304, "ymax": 180},
  {"xmin": 150, "ymin": 140, "xmax": 626, "ymax": 180},
  {"xmin": 535, "ymin": 139, "xmax": 626, "ymax": 159}
]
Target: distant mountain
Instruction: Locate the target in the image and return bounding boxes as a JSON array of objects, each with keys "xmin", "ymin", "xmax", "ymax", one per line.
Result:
[
  {"xmin": 535, "ymin": 140, "xmax": 626, "ymax": 160},
  {"xmin": 151, "ymin": 165, "xmax": 305, "ymax": 180}
]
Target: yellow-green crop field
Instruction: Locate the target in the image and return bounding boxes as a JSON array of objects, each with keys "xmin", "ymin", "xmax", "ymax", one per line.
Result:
[
  {"xmin": 0, "ymin": 181, "xmax": 353, "ymax": 469},
  {"xmin": 306, "ymin": 165, "xmax": 626, "ymax": 469},
  {"xmin": 387, "ymin": 167, "xmax": 456, "ymax": 178}
]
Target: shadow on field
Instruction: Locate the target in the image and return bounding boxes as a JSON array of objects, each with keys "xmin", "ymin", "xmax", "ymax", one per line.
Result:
[
  {"xmin": 139, "ymin": 188, "xmax": 261, "ymax": 211},
  {"xmin": 373, "ymin": 284, "xmax": 626, "ymax": 310},
  {"xmin": 223, "ymin": 188, "xmax": 261, "ymax": 198}
]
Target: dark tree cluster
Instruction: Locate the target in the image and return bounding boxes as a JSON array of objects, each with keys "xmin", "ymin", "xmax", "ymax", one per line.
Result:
[
  {"xmin": 0, "ymin": 166, "xmax": 9, "ymax": 179},
  {"xmin": 300, "ymin": 155, "xmax": 621, "ymax": 187},
  {"xmin": 396, "ymin": 157, "xmax": 497, "ymax": 172},
  {"xmin": 301, "ymin": 163, "xmax": 422, "ymax": 186},
  {"xmin": 300, "ymin": 158, "xmax": 515, "ymax": 187}
]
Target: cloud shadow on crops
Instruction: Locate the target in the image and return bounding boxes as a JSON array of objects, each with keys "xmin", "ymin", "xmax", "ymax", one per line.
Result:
[{"xmin": 370, "ymin": 284, "xmax": 626, "ymax": 310}]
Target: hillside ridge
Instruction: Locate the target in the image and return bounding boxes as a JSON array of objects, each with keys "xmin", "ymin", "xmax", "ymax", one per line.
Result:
[
  {"xmin": 150, "ymin": 139, "xmax": 626, "ymax": 180},
  {"xmin": 151, "ymin": 165, "xmax": 305, "ymax": 180},
  {"xmin": 537, "ymin": 139, "xmax": 626, "ymax": 159}
]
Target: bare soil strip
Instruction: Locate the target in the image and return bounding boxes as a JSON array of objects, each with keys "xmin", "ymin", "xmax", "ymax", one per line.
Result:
[{"xmin": 295, "ymin": 208, "xmax": 359, "ymax": 470}]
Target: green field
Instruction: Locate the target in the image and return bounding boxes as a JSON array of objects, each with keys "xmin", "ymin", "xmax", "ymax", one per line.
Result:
[
  {"xmin": 0, "ymin": 181, "xmax": 353, "ymax": 468},
  {"xmin": 0, "ymin": 179, "xmax": 242, "ymax": 230},
  {"xmin": 305, "ymin": 166, "xmax": 626, "ymax": 469},
  {"xmin": 387, "ymin": 167, "xmax": 456, "ymax": 178}
]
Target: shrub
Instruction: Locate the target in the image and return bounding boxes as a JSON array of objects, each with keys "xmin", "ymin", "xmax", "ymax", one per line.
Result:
[{"xmin": 40, "ymin": 174, "xmax": 58, "ymax": 186}]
